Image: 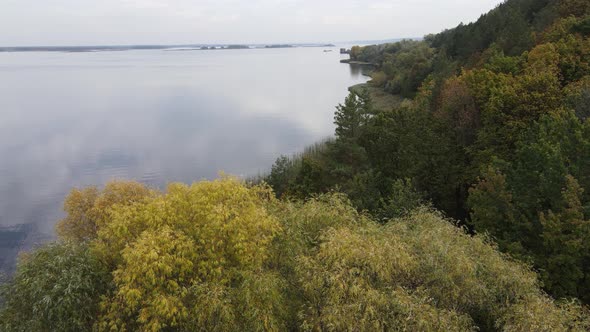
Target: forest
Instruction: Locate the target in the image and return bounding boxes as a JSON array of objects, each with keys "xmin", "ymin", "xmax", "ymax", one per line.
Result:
[
  {"xmin": 1, "ymin": 179, "xmax": 589, "ymax": 331},
  {"xmin": 2, "ymin": 0, "xmax": 590, "ymax": 330},
  {"xmin": 267, "ymin": 0, "xmax": 590, "ymax": 307}
]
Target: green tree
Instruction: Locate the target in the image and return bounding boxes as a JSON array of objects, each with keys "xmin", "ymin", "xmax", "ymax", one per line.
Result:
[
  {"xmin": 349, "ymin": 45, "xmax": 361, "ymax": 60},
  {"xmin": 559, "ymin": 0, "xmax": 590, "ymax": 18},
  {"xmin": 378, "ymin": 178, "xmax": 424, "ymax": 221},
  {"xmin": 470, "ymin": 110, "xmax": 590, "ymax": 301},
  {"xmin": 267, "ymin": 155, "xmax": 296, "ymax": 198},
  {"xmin": 290, "ymin": 157, "xmax": 330, "ymax": 198},
  {"xmin": 333, "ymin": 91, "xmax": 370, "ymax": 141},
  {"xmin": 539, "ymin": 175, "xmax": 590, "ymax": 302},
  {"xmin": 468, "ymin": 167, "xmax": 529, "ymax": 257},
  {"xmin": 564, "ymin": 76, "xmax": 590, "ymax": 120},
  {"xmin": 0, "ymin": 243, "xmax": 109, "ymax": 332}
]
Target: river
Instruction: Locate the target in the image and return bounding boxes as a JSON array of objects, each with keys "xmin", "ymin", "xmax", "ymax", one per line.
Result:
[{"xmin": 0, "ymin": 46, "xmax": 368, "ymax": 272}]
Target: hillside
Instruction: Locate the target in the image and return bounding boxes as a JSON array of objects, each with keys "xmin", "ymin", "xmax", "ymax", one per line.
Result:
[{"xmin": 266, "ymin": 0, "xmax": 590, "ymax": 304}]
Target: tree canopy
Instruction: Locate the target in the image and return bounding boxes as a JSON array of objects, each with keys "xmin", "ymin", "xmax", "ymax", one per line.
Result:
[
  {"xmin": 1, "ymin": 179, "xmax": 588, "ymax": 331},
  {"xmin": 265, "ymin": 0, "xmax": 590, "ymax": 307}
]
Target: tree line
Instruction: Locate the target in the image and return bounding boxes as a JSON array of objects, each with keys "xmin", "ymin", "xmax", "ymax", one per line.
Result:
[
  {"xmin": 265, "ymin": 0, "xmax": 590, "ymax": 306},
  {"xmin": 1, "ymin": 179, "xmax": 589, "ymax": 331}
]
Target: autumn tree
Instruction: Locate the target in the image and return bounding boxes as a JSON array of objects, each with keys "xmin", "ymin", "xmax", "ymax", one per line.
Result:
[
  {"xmin": 2, "ymin": 181, "xmax": 590, "ymax": 331},
  {"xmin": 94, "ymin": 178, "xmax": 285, "ymax": 331},
  {"xmin": 56, "ymin": 181, "xmax": 154, "ymax": 242},
  {"xmin": 274, "ymin": 195, "xmax": 590, "ymax": 331}
]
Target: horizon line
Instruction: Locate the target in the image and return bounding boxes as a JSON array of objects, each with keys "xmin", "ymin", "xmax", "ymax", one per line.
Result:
[{"xmin": 0, "ymin": 37, "xmax": 422, "ymax": 49}]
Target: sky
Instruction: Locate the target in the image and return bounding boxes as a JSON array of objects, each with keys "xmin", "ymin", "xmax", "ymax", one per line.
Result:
[{"xmin": 1, "ymin": 0, "xmax": 504, "ymax": 46}]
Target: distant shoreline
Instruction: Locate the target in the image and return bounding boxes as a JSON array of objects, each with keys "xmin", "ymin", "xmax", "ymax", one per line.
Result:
[{"xmin": 0, "ymin": 43, "xmax": 336, "ymax": 53}]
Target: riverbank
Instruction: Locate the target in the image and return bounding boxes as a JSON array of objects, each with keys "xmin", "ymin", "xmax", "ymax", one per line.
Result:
[
  {"xmin": 348, "ymin": 83, "xmax": 404, "ymax": 111},
  {"xmin": 339, "ymin": 59, "xmax": 374, "ymax": 65}
]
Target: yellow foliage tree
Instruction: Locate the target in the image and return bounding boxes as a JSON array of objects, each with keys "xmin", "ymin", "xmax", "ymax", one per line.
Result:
[
  {"xmin": 4, "ymin": 180, "xmax": 588, "ymax": 331},
  {"xmin": 94, "ymin": 177, "xmax": 284, "ymax": 331},
  {"xmin": 272, "ymin": 194, "xmax": 590, "ymax": 331},
  {"xmin": 55, "ymin": 181, "xmax": 154, "ymax": 242}
]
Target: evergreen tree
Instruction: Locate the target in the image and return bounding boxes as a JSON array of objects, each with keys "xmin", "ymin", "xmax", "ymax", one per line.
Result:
[{"xmin": 539, "ymin": 175, "xmax": 590, "ymax": 302}]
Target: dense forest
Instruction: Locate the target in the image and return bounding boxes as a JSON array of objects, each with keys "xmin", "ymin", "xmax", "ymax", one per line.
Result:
[
  {"xmin": 2, "ymin": 0, "xmax": 590, "ymax": 330},
  {"xmin": 267, "ymin": 0, "xmax": 590, "ymax": 307}
]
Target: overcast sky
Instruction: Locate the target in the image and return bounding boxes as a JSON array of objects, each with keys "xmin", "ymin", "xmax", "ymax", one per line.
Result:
[{"xmin": 1, "ymin": 0, "xmax": 504, "ymax": 46}]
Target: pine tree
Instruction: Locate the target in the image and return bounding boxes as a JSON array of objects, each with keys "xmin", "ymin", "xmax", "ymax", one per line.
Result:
[
  {"xmin": 539, "ymin": 175, "xmax": 590, "ymax": 301},
  {"xmin": 334, "ymin": 91, "xmax": 370, "ymax": 141}
]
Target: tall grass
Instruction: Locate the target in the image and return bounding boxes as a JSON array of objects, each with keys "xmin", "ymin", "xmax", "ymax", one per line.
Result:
[{"xmin": 249, "ymin": 137, "xmax": 334, "ymax": 185}]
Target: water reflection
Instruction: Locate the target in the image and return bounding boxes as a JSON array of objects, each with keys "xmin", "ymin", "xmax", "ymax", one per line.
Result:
[
  {"xmin": 349, "ymin": 63, "xmax": 373, "ymax": 78},
  {"xmin": 349, "ymin": 63, "xmax": 363, "ymax": 77},
  {"xmin": 0, "ymin": 47, "xmax": 367, "ymax": 272}
]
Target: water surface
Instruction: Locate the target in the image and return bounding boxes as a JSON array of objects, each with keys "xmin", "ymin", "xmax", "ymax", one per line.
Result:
[{"xmin": 0, "ymin": 47, "xmax": 367, "ymax": 271}]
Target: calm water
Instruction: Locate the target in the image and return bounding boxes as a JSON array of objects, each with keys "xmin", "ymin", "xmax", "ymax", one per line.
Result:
[{"xmin": 0, "ymin": 47, "xmax": 367, "ymax": 271}]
